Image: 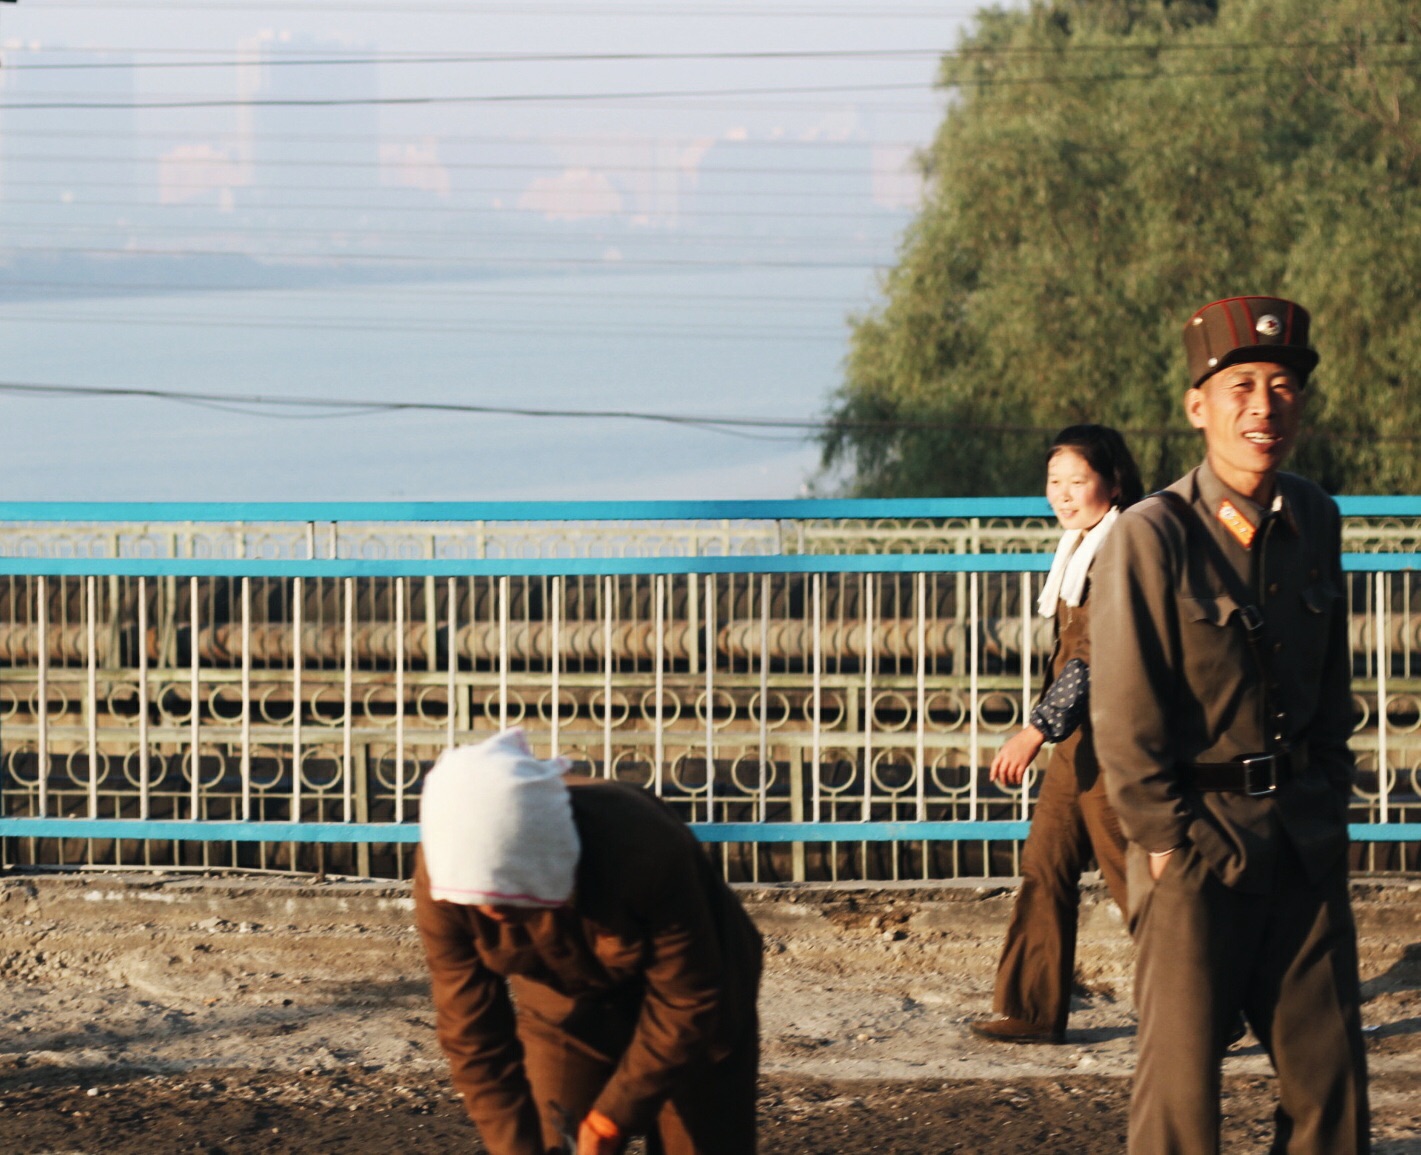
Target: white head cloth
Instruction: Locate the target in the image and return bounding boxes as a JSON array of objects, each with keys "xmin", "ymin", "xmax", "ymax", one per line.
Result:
[
  {"xmin": 1036, "ymin": 506, "xmax": 1119, "ymax": 618},
  {"xmin": 419, "ymin": 728, "xmax": 579, "ymax": 907}
]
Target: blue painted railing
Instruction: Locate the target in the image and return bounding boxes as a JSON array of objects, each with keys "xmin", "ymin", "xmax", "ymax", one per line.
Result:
[
  {"xmin": 0, "ymin": 495, "xmax": 1413, "ymax": 522},
  {"xmin": 0, "ymin": 498, "xmax": 1414, "ymax": 577},
  {"xmin": 1, "ymin": 497, "xmax": 1416, "ymax": 858}
]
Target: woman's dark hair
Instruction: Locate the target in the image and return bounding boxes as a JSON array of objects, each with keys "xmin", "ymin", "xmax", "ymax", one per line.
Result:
[{"xmin": 1047, "ymin": 424, "xmax": 1144, "ymax": 510}]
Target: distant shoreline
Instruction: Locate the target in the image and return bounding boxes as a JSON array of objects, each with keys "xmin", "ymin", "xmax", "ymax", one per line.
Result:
[{"xmin": 0, "ymin": 252, "xmax": 532, "ymax": 304}]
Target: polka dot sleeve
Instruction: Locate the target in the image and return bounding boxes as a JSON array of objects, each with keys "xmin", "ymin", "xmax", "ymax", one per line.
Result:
[{"xmin": 1028, "ymin": 657, "xmax": 1090, "ymax": 743}]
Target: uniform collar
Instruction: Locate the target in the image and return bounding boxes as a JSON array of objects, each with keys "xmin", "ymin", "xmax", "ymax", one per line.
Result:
[{"xmin": 1192, "ymin": 458, "xmax": 1299, "ymax": 542}]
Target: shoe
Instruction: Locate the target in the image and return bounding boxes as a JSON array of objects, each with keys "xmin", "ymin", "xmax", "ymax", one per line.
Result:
[
  {"xmin": 969, "ymin": 1017, "xmax": 1065, "ymax": 1045},
  {"xmin": 1225, "ymin": 1014, "xmax": 1248, "ymax": 1049}
]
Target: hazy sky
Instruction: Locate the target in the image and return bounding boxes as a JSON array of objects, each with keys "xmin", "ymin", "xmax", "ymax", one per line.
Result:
[{"xmin": 0, "ymin": 1, "xmax": 984, "ymax": 501}]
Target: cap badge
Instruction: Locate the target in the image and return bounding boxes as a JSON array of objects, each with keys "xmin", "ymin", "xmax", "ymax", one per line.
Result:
[{"xmin": 1255, "ymin": 314, "xmax": 1282, "ymax": 339}]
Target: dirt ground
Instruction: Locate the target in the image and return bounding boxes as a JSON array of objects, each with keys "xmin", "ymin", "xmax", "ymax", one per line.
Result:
[{"xmin": 2, "ymin": 871, "xmax": 1419, "ymax": 1153}]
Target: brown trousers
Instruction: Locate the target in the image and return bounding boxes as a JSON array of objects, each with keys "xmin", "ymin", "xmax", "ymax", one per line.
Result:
[
  {"xmin": 992, "ymin": 748, "xmax": 1128, "ymax": 1033},
  {"xmin": 515, "ymin": 1007, "xmax": 760, "ymax": 1155},
  {"xmin": 1128, "ymin": 839, "xmax": 1369, "ymax": 1154}
]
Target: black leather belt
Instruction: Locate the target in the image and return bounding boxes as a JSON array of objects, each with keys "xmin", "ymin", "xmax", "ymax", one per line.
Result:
[{"xmin": 1188, "ymin": 750, "xmax": 1299, "ymax": 796}]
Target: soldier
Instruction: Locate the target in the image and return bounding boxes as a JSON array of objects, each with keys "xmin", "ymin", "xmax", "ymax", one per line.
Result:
[
  {"xmin": 1090, "ymin": 296, "xmax": 1370, "ymax": 1153},
  {"xmin": 414, "ymin": 728, "xmax": 763, "ymax": 1155}
]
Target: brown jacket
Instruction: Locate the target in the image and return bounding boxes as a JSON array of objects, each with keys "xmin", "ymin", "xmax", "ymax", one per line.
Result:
[
  {"xmin": 415, "ymin": 777, "xmax": 763, "ymax": 1152},
  {"xmin": 1089, "ymin": 460, "xmax": 1354, "ymax": 893}
]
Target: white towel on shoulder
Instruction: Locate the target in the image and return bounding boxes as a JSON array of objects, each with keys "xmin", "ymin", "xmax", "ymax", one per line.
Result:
[
  {"xmin": 420, "ymin": 728, "xmax": 579, "ymax": 907},
  {"xmin": 1037, "ymin": 506, "xmax": 1119, "ymax": 617}
]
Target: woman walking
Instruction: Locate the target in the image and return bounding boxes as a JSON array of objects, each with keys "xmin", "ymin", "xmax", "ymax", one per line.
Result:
[{"xmin": 971, "ymin": 424, "xmax": 1143, "ymax": 1045}]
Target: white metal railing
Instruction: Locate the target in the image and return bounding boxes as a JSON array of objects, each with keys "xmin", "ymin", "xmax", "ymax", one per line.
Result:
[{"xmin": 0, "ymin": 498, "xmax": 1417, "ymax": 882}]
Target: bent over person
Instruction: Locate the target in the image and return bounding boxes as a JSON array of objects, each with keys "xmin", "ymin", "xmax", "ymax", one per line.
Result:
[
  {"xmin": 414, "ymin": 728, "xmax": 763, "ymax": 1155},
  {"xmin": 1090, "ymin": 296, "xmax": 1369, "ymax": 1153}
]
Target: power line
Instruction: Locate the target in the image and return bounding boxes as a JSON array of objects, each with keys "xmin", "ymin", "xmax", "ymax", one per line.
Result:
[
  {"xmin": 11, "ymin": 37, "xmax": 1409, "ymax": 59},
  {"xmin": 3, "ymin": 53, "xmax": 1412, "ymax": 110},
  {"xmin": 0, "ymin": 79, "xmax": 938, "ymax": 111},
  {"xmin": 0, "ymin": 241, "xmax": 884, "ymax": 270},
  {"xmin": 5, "ymin": 37, "xmax": 1409, "ymax": 66},
  {"xmin": 17, "ymin": 2, "xmax": 979, "ymax": 17},
  {"xmin": 0, "ymin": 379, "xmax": 1407, "ymax": 445},
  {"xmin": 0, "ymin": 278, "xmax": 867, "ymax": 306},
  {"xmin": 944, "ymin": 54, "xmax": 1420, "ymax": 89},
  {"xmin": 0, "ymin": 195, "xmax": 914, "ymax": 222},
  {"xmin": 0, "ymin": 94, "xmax": 944, "ymax": 115},
  {"xmin": 0, "ymin": 309, "xmax": 844, "ymax": 341},
  {"xmin": 0, "ymin": 221, "xmax": 896, "ymax": 249},
  {"xmin": 1, "ymin": 47, "xmax": 950, "ymax": 71},
  {"xmin": 0, "ymin": 175, "xmax": 905, "ymax": 200},
  {"xmin": 0, "ymin": 125, "xmax": 931, "ymax": 148},
  {"xmin": 0, "ymin": 150, "xmax": 915, "ymax": 179},
  {"xmin": 0, "ymin": 379, "xmax": 828, "ymax": 439}
]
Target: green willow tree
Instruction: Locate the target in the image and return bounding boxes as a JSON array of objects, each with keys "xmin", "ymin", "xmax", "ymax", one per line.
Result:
[{"xmin": 822, "ymin": 0, "xmax": 1421, "ymax": 495}]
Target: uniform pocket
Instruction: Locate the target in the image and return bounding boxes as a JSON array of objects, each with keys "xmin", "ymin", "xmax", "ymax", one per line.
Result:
[
  {"xmin": 1125, "ymin": 841, "xmax": 1192, "ymax": 936},
  {"xmin": 1182, "ymin": 591, "xmax": 1241, "ymax": 626},
  {"xmin": 1301, "ymin": 577, "xmax": 1340, "ymax": 615},
  {"xmin": 1124, "ymin": 843, "xmax": 1156, "ymax": 935},
  {"xmin": 1179, "ymin": 591, "xmax": 1245, "ymax": 685}
]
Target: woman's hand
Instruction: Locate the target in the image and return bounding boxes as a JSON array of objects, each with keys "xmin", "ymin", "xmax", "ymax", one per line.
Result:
[
  {"xmin": 1148, "ymin": 849, "xmax": 1174, "ymax": 881},
  {"xmin": 989, "ymin": 725, "xmax": 1046, "ymax": 786},
  {"xmin": 576, "ymin": 1110, "xmax": 622, "ymax": 1155}
]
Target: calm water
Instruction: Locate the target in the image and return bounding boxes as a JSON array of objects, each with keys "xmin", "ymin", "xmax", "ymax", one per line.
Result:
[{"xmin": 0, "ymin": 266, "xmax": 874, "ymax": 501}]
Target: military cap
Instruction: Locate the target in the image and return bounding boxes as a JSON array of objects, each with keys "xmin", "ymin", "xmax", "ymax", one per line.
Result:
[{"xmin": 1183, "ymin": 296, "xmax": 1319, "ymax": 389}]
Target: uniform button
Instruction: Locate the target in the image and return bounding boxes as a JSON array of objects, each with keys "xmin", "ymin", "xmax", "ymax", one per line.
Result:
[
  {"xmin": 1272, "ymin": 642, "xmax": 1283, "ymax": 654},
  {"xmin": 1267, "ymin": 582, "xmax": 1280, "ymax": 596}
]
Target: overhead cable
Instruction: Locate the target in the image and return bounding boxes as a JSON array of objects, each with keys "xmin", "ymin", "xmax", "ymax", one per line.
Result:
[
  {"xmin": 4, "ymin": 37, "xmax": 1410, "ymax": 66},
  {"xmin": 0, "ymin": 79, "xmax": 937, "ymax": 111},
  {"xmin": 0, "ymin": 241, "xmax": 881, "ymax": 269},
  {"xmin": 0, "ymin": 196, "xmax": 911, "ymax": 222},
  {"xmin": 3, "ymin": 53, "xmax": 1412, "ymax": 110},
  {"xmin": 0, "ymin": 151, "xmax": 914, "ymax": 178},
  {"xmin": 0, "ymin": 47, "xmax": 949, "ymax": 70},
  {"xmin": 0, "ymin": 379, "xmax": 1401, "ymax": 445}
]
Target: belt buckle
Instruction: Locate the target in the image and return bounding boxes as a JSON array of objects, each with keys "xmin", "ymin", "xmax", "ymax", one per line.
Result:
[{"xmin": 1240, "ymin": 753, "xmax": 1278, "ymax": 796}]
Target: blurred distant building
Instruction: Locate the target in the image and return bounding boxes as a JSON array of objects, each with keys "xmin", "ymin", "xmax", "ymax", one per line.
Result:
[
  {"xmin": 234, "ymin": 31, "xmax": 380, "ymax": 215},
  {"xmin": 0, "ymin": 45, "xmax": 141, "ymax": 246}
]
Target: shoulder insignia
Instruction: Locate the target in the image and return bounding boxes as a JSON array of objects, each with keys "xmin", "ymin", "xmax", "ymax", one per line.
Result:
[{"xmin": 1216, "ymin": 500, "xmax": 1255, "ymax": 549}]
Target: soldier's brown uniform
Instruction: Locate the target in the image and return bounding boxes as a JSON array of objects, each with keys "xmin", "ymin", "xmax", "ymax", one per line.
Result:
[
  {"xmin": 991, "ymin": 590, "xmax": 1128, "ymax": 1036},
  {"xmin": 1091, "ymin": 457, "xmax": 1369, "ymax": 1153},
  {"xmin": 415, "ymin": 778, "xmax": 763, "ymax": 1155}
]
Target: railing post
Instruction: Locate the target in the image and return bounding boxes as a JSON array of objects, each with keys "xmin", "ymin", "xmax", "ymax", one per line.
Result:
[
  {"xmin": 655, "ymin": 574, "xmax": 665, "ymax": 795},
  {"xmin": 354, "ymin": 742, "xmax": 371, "ymax": 877},
  {"xmin": 241, "ymin": 576, "xmax": 252, "ymax": 823},
  {"xmin": 790, "ymin": 745, "xmax": 806, "ymax": 882},
  {"xmin": 86, "ymin": 575, "xmax": 98, "ymax": 821},
  {"xmin": 189, "ymin": 577, "xmax": 200, "ymax": 821},
  {"xmin": 138, "ymin": 576, "xmax": 149, "ymax": 822},
  {"xmin": 396, "ymin": 577, "xmax": 406, "ymax": 825},
  {"xmin": 447, "ymin": 576, "xmax": 458, "ymax": 751},
  {"xmin": 292, "ymin": 575, "xmax": 303, "ymax": 825},
  {"xmin": 1377, "ymin": 571, "xmax": 1389, "ymax": 827},
  {"xmin": 37, "ymin": 575, "xmax": 48, "ymax": 820}
]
